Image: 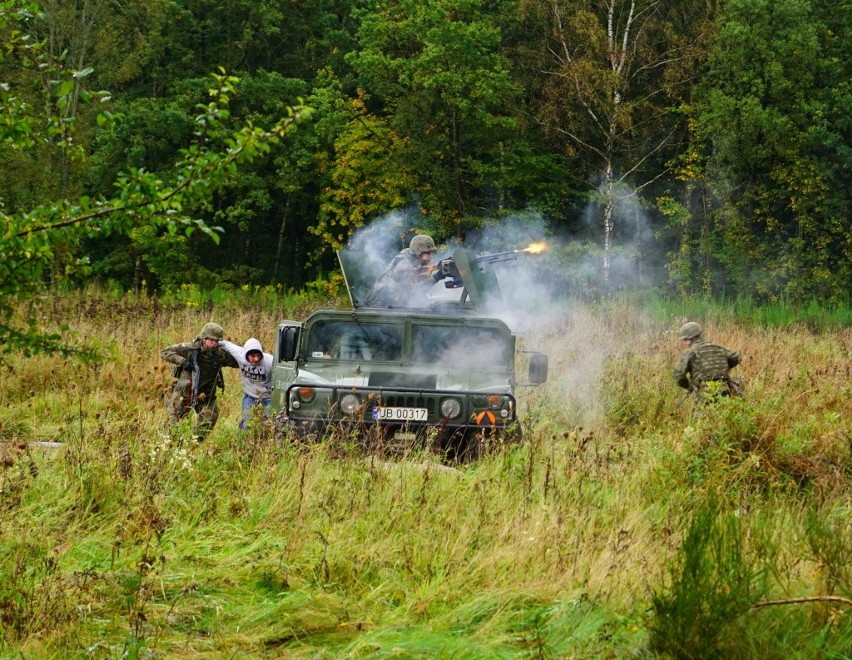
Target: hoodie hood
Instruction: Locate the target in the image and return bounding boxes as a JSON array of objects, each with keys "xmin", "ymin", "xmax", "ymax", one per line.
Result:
[{"xmin": 243, "ymin": 337, "xmax": 263, "ymax": 358}]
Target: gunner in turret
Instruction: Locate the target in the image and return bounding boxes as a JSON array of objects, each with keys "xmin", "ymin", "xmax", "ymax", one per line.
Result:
[{"xmin": 364, "ymin": 234, "xmax": 443, "ymax": 308}]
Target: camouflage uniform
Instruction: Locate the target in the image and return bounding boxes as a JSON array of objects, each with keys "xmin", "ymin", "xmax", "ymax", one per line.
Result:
[
  {"xmin": 674, "ymin": 331, "xmax": 741, "ymax": 403},
  {"xmin": 365, "ymin": 235, "xmax": 439, "ymax": 308},
  {"xmin": 161, "ymin": 323, "xmax": 239, "ymax": 437}
]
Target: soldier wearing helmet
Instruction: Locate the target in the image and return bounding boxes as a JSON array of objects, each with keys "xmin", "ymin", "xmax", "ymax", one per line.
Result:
[
  {"xmin": 161, "ymin": 322, "xmax": 239, "ymax": 437},
  {"xmin": 365, "ymin": 234, "xmax": 442, "ymax": 308},
  {"xmin": 674, "ymin": 321, "xmax": 742, "ymax": 402}
]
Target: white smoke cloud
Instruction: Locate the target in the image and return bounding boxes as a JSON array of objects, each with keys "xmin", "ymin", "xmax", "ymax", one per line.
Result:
[
  {"xmin": 343, "ymin": 199, "xmax": 661, "ymax": 333},
  {"xmin": 346, "ymin": 207, "xmax": 422, "ymax": 279}
]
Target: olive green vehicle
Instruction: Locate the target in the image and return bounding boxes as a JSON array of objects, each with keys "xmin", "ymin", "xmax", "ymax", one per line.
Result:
[{"xmin": 271, "ymin": 248, "xmax": 548, "ymax": 457}]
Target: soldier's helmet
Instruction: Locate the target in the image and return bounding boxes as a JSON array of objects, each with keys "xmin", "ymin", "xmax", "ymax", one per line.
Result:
[
  {"xmin": 199, "ymin": 322, "xmax": 224, "ymax": 341},
  {"xmin": 409, "ymin": 234, "xmax": 437, "ymax": 256},
  {"xmin": 678, "ymin": 322, "xmax": 703, "ymax": 340}
]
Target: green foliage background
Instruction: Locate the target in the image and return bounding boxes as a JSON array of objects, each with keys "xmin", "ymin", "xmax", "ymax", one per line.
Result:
[{"xmin": 2, "ymin": 0, "xmax": 848, "ymax": 304}]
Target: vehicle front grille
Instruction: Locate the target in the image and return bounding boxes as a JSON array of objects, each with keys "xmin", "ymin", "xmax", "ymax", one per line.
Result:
[{"xmin": 382, "ymin": 394, "xmax": 437, "ymax": 417}]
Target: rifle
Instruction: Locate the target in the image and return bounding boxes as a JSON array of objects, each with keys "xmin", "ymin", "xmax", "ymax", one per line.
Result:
[{"xmin": 676, "ymin": 383, "xmax": 697, "ymax": 408}]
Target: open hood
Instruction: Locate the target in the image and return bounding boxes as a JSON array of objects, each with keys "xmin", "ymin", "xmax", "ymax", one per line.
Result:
[{"xmin": 336, "ymin": 249, "xmax": 381, "ymax": 309}]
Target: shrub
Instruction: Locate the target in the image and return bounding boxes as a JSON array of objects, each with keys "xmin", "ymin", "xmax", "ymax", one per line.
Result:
[{"xmin": 649, "ymin": 498, "xmax": 768, "ymax": 657}]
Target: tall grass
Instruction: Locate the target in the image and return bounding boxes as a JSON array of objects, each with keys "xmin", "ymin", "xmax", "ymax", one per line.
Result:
[
  {"xmin": 0, "ymin": 291, "xmax": 849, "ymax": 656},
  {"xmin": 637, "ymin": 293, "xmax": 852, "ymax": 330}
]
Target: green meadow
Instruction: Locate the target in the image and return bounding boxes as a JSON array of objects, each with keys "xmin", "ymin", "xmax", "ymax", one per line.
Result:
[{"xmin": 1, "ymin": 291, "xmax": 849, "ymax": 658}]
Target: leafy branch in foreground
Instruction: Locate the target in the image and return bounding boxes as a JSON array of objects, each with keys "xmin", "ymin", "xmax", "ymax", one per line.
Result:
[
  {"xmin": 11, "ymin": 74, "xmax": 310, "ymax": 242},
  {"xmin": 1, "ymin": 62, "xmax": 312, "ymax": 360}
]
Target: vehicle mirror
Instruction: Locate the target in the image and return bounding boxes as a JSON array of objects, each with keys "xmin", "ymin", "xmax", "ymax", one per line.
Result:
[
  {"xmin": 528, "ymin": 352, "xmax": 548, "ymax": 385},
  {"xmin": 279, "ymin": 326, "xmax": 300, "ymax": 362}
]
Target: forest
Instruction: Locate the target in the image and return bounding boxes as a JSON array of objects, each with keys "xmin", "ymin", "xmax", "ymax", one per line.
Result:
[{"xmin": 1, "ymin": 0, "xmax": 849, "ymax": 310}]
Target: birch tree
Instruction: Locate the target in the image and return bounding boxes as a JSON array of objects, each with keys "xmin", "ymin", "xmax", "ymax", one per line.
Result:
[{"xmin": 521, "ymin": 0, "xmax": 713, "ymax": 287}]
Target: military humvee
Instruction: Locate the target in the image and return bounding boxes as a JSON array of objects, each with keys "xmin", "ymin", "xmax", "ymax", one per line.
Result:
[{"xmin": 271, "ymin": 248, "xmax": 548, "ymax": 457}]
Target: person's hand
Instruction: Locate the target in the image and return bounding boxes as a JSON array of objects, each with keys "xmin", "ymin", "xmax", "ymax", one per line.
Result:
[
  {"xmin": 419, "ymin": 263, "xmax": 442, "ymax": 281},
  {"xmin": 181, "ymin": 360, "xmax": 194, "ymax": 372}
]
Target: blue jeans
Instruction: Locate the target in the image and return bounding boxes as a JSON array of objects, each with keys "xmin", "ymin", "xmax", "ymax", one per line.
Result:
[{"xmin": 240, "ymin": 395, "xmax": 271, "ymax": 430}]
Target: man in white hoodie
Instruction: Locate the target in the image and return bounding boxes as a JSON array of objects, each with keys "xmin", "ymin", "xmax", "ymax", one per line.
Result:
[{"xmin": 220, "ymin": 338, "xmax": 274, "ymax": 430}]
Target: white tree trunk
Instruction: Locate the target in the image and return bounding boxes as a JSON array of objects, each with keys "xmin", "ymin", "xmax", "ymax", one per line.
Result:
[{"xmin": 602, "ymin": 163, "xmax": 615, "ymax": 289}]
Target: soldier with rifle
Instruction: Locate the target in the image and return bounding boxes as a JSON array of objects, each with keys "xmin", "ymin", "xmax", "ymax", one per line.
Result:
[
  {"xmin": 365, "ymin": 234, "xmax": 443, "ymax": 308},
  {"xmin": 674, "ymin": 322, "xmax": 743, "ymax": 408},
  {"xmin": 161, "ymin": 322, "xmax": 239, "ymax": 438}
]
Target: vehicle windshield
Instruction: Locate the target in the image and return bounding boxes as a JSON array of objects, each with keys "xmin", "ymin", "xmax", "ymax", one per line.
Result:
[
  {"xmin": 305, "ymin": 320, "xmax": 404, "ymax": 361},
  {"xmin": 412, "ymin": 325, "xmax": 511, "ymax": 367}
]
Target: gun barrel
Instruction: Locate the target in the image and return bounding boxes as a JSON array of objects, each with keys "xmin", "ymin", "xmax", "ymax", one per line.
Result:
[
  {"xmin": 439, "ymin": 249, "xmax": 523, "ymax": 284},
  {"xmin": 471, "ymin": 250, "xmax": 519, "ymax": 264}
]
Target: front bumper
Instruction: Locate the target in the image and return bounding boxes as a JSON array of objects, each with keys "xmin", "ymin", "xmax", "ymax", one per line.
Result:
[{"xmin": 284, "ymin": 384, "xmax": 516, "ymax": 434}]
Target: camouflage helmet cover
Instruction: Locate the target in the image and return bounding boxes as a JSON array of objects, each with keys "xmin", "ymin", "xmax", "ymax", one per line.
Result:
[
  {"xmin": 409, "ymin": 234, "xmax": 437, "ymax": 256},
  {"xmin": 199, "ymin": 322, "xmax": 224, "ymax": 341},
  {"xmin": 678, "ymin": 321, "xmax": 703, "ymax": 340}
]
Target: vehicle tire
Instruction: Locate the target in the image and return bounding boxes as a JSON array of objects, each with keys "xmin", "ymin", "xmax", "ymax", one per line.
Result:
[
  {"xmin": 502, "ymin": 422, "xmax": 523, "ymax": 445},
  {"xmin": 272, "ymin": 410, "xmax": 290, "ymax": 442}
]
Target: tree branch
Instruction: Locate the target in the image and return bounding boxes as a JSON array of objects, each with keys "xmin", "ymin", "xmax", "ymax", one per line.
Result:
[{"xmin": 751, "ymin": 596, "xmax": 852, "ymax": 609}]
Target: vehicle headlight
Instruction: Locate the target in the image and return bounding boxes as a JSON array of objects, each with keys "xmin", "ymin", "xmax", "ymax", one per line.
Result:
[
  {"xmin": 340, "ymin": 393, "xmax": 361, "ymax": 415},
  {"xmin": 440, "ymin": 398, "xmax": 462, "ymax": 419}
]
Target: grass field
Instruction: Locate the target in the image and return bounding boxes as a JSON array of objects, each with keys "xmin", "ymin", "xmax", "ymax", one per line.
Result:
[{"xmin": 1, "ymin": 291, "xmax": 850, "ymax": 657}]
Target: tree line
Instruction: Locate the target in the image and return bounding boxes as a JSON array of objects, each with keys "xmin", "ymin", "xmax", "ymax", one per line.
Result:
[{"xmin": 1, "ymin": 0, "xmax": 849, "ymax": 305}]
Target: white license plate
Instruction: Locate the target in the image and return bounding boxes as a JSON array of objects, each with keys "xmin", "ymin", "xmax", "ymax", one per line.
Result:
[{"xmin": 372, "ymin": 406, "xmax": 428, "ymax": 422}]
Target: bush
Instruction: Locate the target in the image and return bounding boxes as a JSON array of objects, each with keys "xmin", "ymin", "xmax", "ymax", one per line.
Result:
[{"xmin": 649, "ymin": 498, "xmax": 768, "ymax": 657}]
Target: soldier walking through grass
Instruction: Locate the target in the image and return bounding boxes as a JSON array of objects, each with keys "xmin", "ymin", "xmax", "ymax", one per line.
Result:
[
  {"xmin": 674, "ymin": 321, "xmax": 742, "ymax": 406},
  {"xmin": 161, "ymin": 322, "xmax": 239, "ymax": 438}
]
